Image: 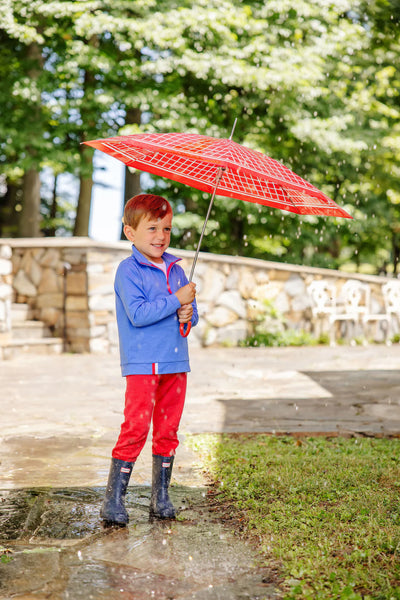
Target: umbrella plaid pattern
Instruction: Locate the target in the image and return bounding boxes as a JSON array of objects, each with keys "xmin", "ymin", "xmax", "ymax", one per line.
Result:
[{"xmin": 85, "ymin": 132, "xmax": 351, "ymax": 218}]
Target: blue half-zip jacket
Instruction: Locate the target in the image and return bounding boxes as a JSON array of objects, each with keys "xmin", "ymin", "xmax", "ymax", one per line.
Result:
[{"xmin": 115, "ymin": 245, "xmax": 199, "ymax": 376}]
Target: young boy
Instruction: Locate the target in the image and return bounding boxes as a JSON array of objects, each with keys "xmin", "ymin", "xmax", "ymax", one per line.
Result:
[{"xmin": 101, "ymin": 193, "xmax": 198, "ymax": 526}]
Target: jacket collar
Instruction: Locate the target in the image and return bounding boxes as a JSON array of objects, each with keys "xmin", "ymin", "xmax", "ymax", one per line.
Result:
[{"xmin": 131, "ymin": 245, "xmax": 181, "ymax": 268}]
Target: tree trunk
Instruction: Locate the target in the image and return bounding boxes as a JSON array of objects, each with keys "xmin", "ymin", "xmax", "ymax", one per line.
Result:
[
  {"xmin": 232, "ymin": 216, "xmax": 244, "ymax": 255},
  {"xmin": 74, "ymin": 145, "xmax": 93, "ymax": 236},
  {"xmin": 46, "ymin": 174, "xmax": 58, "ymax": 237},
  {"xmin": 392, "ymin": 232, "xmax": 399, "ymax": 275},
  {"xmin": 120, "ymin": 168, "xmax": 141, "ymax": 240},
  {"xmin": 124, "ymin": 167, "xmax": 141, "ymax": 202},
  {"xmin": 18, "ymin": 42, "xmax": 43, "ymax": 238},
  {"xmin": 74, "ymin": 177, "xmax": 93, "ymax": 236},
  {"xmin": 50, "ymin": 174, "xmax": 58, "ymax": 219},
  {"xmin": 120, "ymin": 108, "xmax": 142, "ymax": 240},
  {"xmin": 74, "ymin": 47, "xmax": 98, "ymax": 237},
  {"xmin": 0, "ymin": 182, "xmax": 20, "ymax": 237},
  {"xmin": 19, "ymin": 168, "xmax": 41, "ymax": 237},
  {"xmin": 328, "ymin": 237, "xmax": 341, "ymax": 259}
]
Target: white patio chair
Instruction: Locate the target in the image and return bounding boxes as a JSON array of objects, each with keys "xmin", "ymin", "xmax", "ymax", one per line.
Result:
[
  {"xmin": 359, "ymin": 290, "xmax": 390, "ymax": 344},
  {"xmin": 307, "ymin": 280, "xmax": 338, "ymax": 345},
  {"xmin": 382, "ymin": 279, "xmax": 400, "ymax": 337},
  {"xmin": 308, "ymin": 279, "xmax": 386, "ymax": 344},
  {"xmin": 331, "ymin": 280, "xmax": 370, "ymax": 344},
  {"xmin": 335, "ymin": 280, "xmax": 390, "ymax": 343}
]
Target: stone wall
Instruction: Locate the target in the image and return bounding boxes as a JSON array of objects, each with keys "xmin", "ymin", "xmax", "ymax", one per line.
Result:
[
  {"xmin": 6, "ymin": 239, "xmax": 128, "ymax": 353},
  {"xmin": 0, "ymin": 237, "xmax": 393, "ymax": 353},
  {"xmin": 188, "ymin": 254, "xmax": 391, "ymax": 346},
  {"xmin": 0, "ymin": 244, "xmax": 12, "ymax": 340}
]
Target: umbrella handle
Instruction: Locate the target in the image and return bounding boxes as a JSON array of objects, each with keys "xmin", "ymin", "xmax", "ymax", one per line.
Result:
[{"xmin": 179, "ymin": 321, "xmax": 192, "ymax": 337}]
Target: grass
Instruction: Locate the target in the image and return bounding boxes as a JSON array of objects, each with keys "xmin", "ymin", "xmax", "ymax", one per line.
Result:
[{"xmin": 189, "ymin": 434, "xmax": 400, "ymax": 599}]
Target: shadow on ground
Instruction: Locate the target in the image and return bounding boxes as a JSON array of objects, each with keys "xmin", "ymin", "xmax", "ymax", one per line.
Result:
[
  {"xmin": 0, "ymin": 486, "xmax": 278, "ymax": 600},
  {"xmin": 216, "ymin": 370, "xmax": 400, "ymax": 435}
]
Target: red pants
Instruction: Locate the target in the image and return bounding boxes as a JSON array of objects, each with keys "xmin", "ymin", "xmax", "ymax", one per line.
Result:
[{"xmin": 112, "ymin": 373, "xmax": 187, "ymax": 462}]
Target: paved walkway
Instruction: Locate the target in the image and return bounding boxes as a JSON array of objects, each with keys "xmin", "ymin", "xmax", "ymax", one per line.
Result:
[
  {"xmin": 1, "ymin": 345, "xmax": 400, "ymax": 599},
  {"xmin": 1, "ymin": 344, "xmax": 400, "ymax": 489}
]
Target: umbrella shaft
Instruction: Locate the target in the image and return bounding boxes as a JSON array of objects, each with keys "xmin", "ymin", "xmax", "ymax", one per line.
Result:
[
  {"xmin": 189, "ymin": 168, "xmax": 224, "ymax": 282},
  {"xmin": 189, "ymin": 120, "xmax": 237, "ymax": 281}
]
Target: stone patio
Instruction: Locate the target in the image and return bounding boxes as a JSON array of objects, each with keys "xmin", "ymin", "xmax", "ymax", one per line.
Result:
[{"xmin": 1, "ymin": 344, "xmax": 400, "ymax": 598}]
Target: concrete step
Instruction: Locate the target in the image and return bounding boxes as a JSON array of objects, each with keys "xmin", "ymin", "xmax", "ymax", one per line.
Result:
[
  {"xmin": 2, "ymin": 303, "xmax": 63, "ymax": 359},
  {"xmin": 0, "ymin": 337, "xmax": 64, "ymax": 360},
  {"xmin": 12, "ymin": 320, "xmax": 52, "ymax": 339},
  {"xmin": 11, "ymin": 303, "xmax": 33, "ymax": 322}
]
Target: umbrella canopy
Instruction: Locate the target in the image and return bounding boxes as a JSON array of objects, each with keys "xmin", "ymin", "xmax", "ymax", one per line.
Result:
[
  {"xmin": 84, "ymin": 132, "xmax": 352, "ymax": 219},
  {"xmin": 84, "ymin": 131, "xmax": 352, "ymax": 337}
]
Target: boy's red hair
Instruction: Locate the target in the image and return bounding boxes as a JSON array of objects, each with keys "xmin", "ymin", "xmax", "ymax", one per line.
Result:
[{"xmin": 123, "ymin": 194, "xmax": 172, "ymax": 229}]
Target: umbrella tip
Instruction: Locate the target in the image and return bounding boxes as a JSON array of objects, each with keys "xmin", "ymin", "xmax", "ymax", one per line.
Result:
[{"xmin": 229, "ymin": 118, "xmax": 238, "ymax": 141}]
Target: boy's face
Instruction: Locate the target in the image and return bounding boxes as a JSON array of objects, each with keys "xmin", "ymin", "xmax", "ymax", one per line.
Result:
[{"xmin": 124, "ymin": 213, "xmax": 172, "ymax": 264}]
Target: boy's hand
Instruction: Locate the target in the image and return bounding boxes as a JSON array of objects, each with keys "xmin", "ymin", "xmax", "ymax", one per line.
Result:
[
  {"xmin": 175, "ymin": 282, "xmax": 196, "ymax": 306},
  {"xmin": 177, "ymin": 304, "xmax": 193, "ymax": 323}
]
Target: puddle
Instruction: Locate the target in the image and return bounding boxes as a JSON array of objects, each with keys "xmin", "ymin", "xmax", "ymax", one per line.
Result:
[{"xmin": 0, "ymin": 486, "xmax": 278, "ymax": 599}]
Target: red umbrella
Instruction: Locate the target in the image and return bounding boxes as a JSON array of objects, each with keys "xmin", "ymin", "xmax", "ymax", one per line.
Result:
[{"xmin": 84, "ymin": 128, "xmax": 352, "ymax": 335}]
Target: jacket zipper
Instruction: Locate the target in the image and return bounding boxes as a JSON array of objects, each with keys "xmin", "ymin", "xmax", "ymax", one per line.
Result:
[{"xmin": 139, "ymin": 259, "xmax": 180, "ymax": 295}]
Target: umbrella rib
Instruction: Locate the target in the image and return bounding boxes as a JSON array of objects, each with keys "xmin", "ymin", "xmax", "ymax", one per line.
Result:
[{"xmin": 189, "ymin": 167, "xmax": 225, "ymax": 282}]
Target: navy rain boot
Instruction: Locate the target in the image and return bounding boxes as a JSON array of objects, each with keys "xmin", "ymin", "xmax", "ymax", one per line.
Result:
[
  {"xmin": 150, "ymin": 455, "xmax": 176, "ymax": 519},
  {"xmin": 100, "ymin": 458, "xmax": 134, "ymax": 526}
]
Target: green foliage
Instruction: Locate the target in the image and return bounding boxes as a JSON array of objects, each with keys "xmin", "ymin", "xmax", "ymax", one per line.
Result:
[
  {"xmin": 135, "ymin": 0, "xmax": 400, "ymax": 273},
  {"xmin": 240, "ymin": 298, "xmax": 324, "ymax": 347},
  {"xmin": 191, "ymin": 434, "xmax": 400, "ymax": 599},
  {"xmin": 0, "ymin": 0, "xmax": 399, "ymax": 258},
  {"xmin": 241, "ymin": 329, "xmax": 321, "ymax": 348}
]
